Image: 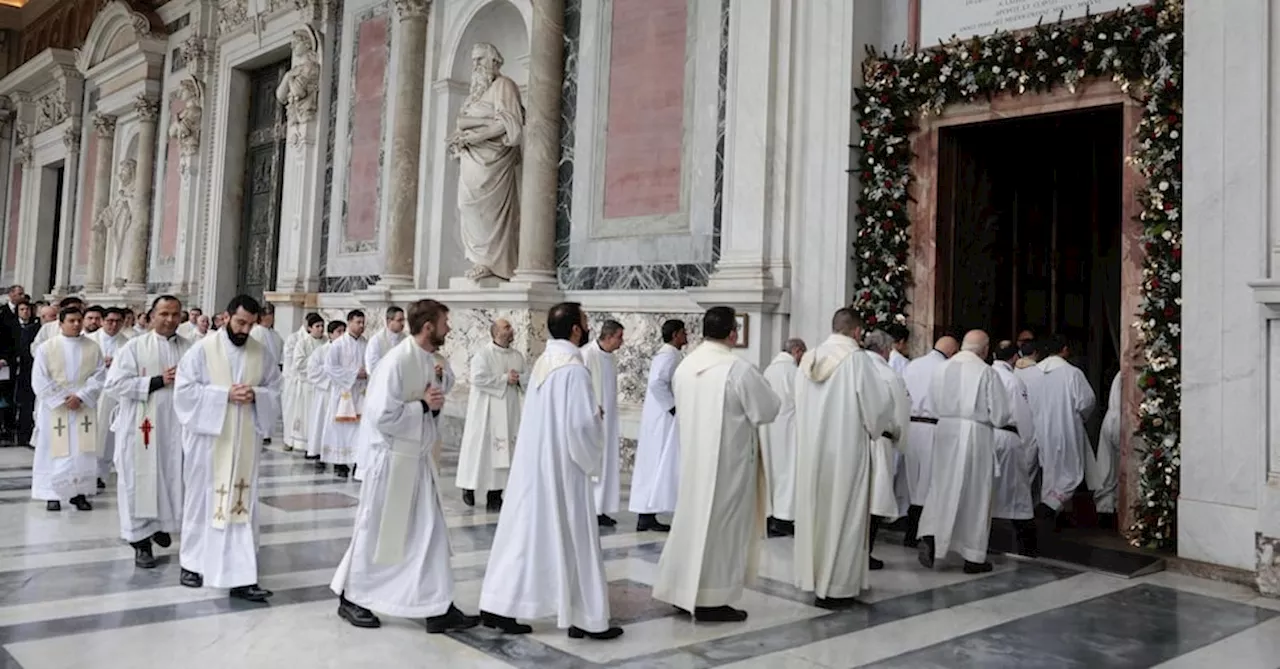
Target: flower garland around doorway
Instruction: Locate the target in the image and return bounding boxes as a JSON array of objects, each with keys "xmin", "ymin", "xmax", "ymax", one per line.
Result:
[{"xmin": 852, "ymin": 1, "xmax": 1183, "ymax": 550}]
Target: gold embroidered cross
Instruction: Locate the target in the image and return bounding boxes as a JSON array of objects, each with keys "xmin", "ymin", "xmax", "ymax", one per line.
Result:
[
  {"xmin": 231, "ymin": 478, "xmax": 249, "ymax": 516},
  {"xmin": 80, "ymin": 415, "xmax": 93, "ymax": 434},
  {"xmin": 214, "ymin": 484, "xmax": 229, "ymax": 521},
  {"xmin": 53, "ymin": 417, "xmax": 66, "ymax": 437}
]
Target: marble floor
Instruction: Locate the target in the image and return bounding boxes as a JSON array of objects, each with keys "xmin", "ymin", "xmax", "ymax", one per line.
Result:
[{"xmin": 1, "ymin": 444, "xmax": 1278, "ymax": 669}]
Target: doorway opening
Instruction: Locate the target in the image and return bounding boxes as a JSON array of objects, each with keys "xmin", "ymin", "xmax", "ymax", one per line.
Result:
[{"xmin": 236, "ymin": 59, "xmax": 289, "ymax": 303}]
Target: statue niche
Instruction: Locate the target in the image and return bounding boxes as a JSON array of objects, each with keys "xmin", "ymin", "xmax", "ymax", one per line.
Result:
[
  {"xmin": 98, "ymin": 158, "xmax": 137, "ymax": 288},
  {"xmin": 447, "ymin": 42, "xmax": 524, "ymax": 282}
]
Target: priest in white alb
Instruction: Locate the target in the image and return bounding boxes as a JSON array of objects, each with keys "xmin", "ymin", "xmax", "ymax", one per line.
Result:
[
  {"xmin": 90, "ymin": 307, "xmax": 131, "ymax": 490},
  {"xmin": 991, "ymin": 340, "xmax": 1040, "ymax": 556},
  {"xmin": 899, "ymin": 335, "xmax": 957, "ymax": 547},
  {"xmin": 478, "ymin": 302, "xmax": 623, "ymax": 641},
  {"xmin": 582, "ymin": 320, "xmax": 624, "ymax": 527},
  {"xmin": 283, "ymin": 314, "xmax": 323, "ymax": 452},
  {"xmin": 760, "ymin": 337, "xmax": 805, "ymax": 538},
  {"xmin": 1016, "ymin": 335, "xmax": 1096, "ymax": 522},
  {"xmin": 277, "ymin": 315, "xmax": 306, "ymax": 451},
  {"xmin": 307, "ymin": 321, "xmax": 345, "ymax": 463},
  {"xmin": 863, "ymin": 329, "xmax": 911, "ymax": 570},
  {"xmin": 456, "ymin": 318, "xmax": 525, "ymax": 511},
  {"xmin": 249, "ymin": 303, "xmax": 284, "ymax": 445},
  {"xmin": 917, "ymin": 330, "xmax": 1013, "ymax": 573},
  {"xmin": 104, "ymin": 296, "xmax": 191, "ymax": 568},
  {"xmin": 628, "ymin": 319, "xmax": 687, "ymax": 533},
  {"xmin": 653, "ymin": 306, "xmax": 780, "ymax": 623},
  {"xmin": 1089, "ymin": 369, "xmax": 1123, "ymax": 530},
  {"xmin": 331, "ymin": 299, "xmax": 481, "ymax": 633},
  {"xmin": 31, "ymin": 305, "xmax": 105, "ymax": 512},
  {"xmin": 791, "ymin": 310, "xmax": 891, "ymax": 609},
  {"xmin": 322, "ymin": 310, "xmax": 368, "ymax": 477},
  {"xmin": 30, "ymin": 296, "xmax": 84, "ymax": 357},
  {"xmin": 174, "ymin": 295, "xmax": 283, "ymax": 602},
  {"xmin": 355, "ymin": 307, "xmax": 407, "ymax": 480}
]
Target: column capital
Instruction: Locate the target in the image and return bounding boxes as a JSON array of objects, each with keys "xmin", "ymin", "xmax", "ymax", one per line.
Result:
[
  {"xmin": 134, "ymin": 95, "xmax": 160, "ymax": 122},
  {"xmin": 62, "ymin": 123, "xmax": 81, "ymax": 154},
  {"xmin": 393, "ymin": 0, "xmax": 430, "ymax": 20},
  {"xmin": 92, "ymin": 113, "xmax": 117, "ymax": 138}
]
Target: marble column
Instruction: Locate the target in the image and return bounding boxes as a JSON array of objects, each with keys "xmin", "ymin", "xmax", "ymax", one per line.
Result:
[
  {"xmin": 52, "ymin": 123, "xmax": 82, "ymax": 294},
  {"xmin": 511, "ymin": 0, "xmax": 563, "ymax": 285},
  {"xmin": 380, "ymin": 0, "xmax": 430, "ymax": 287},
  {"xmin": 84, "ymin": 114, "xmax": 116, "ymax": 293},
  {"xmin": 125, "ymin": 96, "xmax": 159, "ymax": 294}
]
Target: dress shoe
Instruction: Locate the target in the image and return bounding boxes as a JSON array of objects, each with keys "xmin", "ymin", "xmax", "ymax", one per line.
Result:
[
  {"xmin": 314, "ymin": 461, "xmax": 327, "ymax": 472},
  {"xmin": 230, "ymin": 584, "xmax": 273, "ymax": 602},
  {"xmin": 462, "ymin": 489, "xmax": 475, "ymax": 507},
  {"xmin": 693, "ymin": 606, "xmax": 748, "ymax": 623},
  {"xmin": 334, "ymin": 464, "xmax": 350, "ymax": 479},
  {"xmin": 480, "ymin": 611, "xmax": 532, "ymax": 634},
  {"xmin": 337, "ymin": 596, "xmax": 381, "ymax": 628},
  {"xmin": 903, "ymin": 505, "xmax": 923, "ymax": 547},
  {"xmin": 597, "ymin": 514, "xmax": 617, "ymax": 527},
  {"xmin": 282, "ymin": 444, "xmax": 293, "ymax": 452},
  {"xmin": 568, "ymin": 625, "xmax": 624, "ymax": 640},
  {"xmin": 485, "ymin": 490, "xmax": 503, "ymax": 512},
  {"xmin": 963, "ymin": 561, "xmax": 993, "ymax": 574},
  {"xmin": 305, "ymin": 453, "xmax": 320, "ymax": 460},
  {"xmin": 97, "ymin": 478, "xmax": 106, "ymax": 490},
  {"xmin": 151, "ymin": 531, "xmax": 173, "ymax": 549},
  {"xmin": 263, "ymin": 438, "xmax": 272, "ymax": 445},
  {"xmin": 425, "ymin": 604, "xmax": 481, "ymax": 633},
  {"xmin": 132, "ymin": 540, "xmax": 157, "ymax": 569},
  {"xmin": 179, "ymin": 568, "xmax": 204, "ymax": 588},
  {"xmin": 766, "ymin": 517, "xmax": 794, "ymax": 537},
  {"xmin": 69, "ymin": 495, "xmax": 92, "ymax": 511},
  {"xmin": 45, "ymin": 500, "xmax": 61, "ymax": 512},
  {"xmin": 868, "ymin": 555, "xmax": 885, "ymax": 571},
  {"xmin": 636, "ymin": 514, "xmax": 671, "ymax": 532},
  {"xmin": 917, "ymin": 536, "xmax": 936, "ymax": 569},
  {"xmin": 814, "ymin": 596, "xmax": 861, "ymax": 610}
]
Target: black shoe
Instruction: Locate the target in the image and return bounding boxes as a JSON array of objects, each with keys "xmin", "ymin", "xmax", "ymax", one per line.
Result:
[
  {"xmin": 151, "ymin": 531, "xmax": 173, "ymax": 548},
  {"xmin": 486, "ymin": 490, "xmax": 503, "ymax": 512},
  {"xmin": 45, "ymin": 500, "xmax": 61, "ymax": 512},
  {"xmin": 480, "ymin": 611, "xmax": 532, "ymax": 634},
  {"xmin": 767, "ymin": 517, "xmax": 793, "ymax": 538},
  {"xmin": 568, "ymin": 625, "xmax": 624, "ymax": 640},
  {"xmin": 180, "ymin": 568, "xmax": 203, "ymax": 588},
  {"xmin": 462, "ymin": 489, "xmax": 475, "ymax": 507},
  {"xmin": 97, "ymin": 478, "xmax": 106, "ymax": 490},
  {"xmin": 963, "ymin": 561, "xmax": 994, "ymax": 574},
  {"xmin": 263, "ymin": 438, "xmax": 272, "ymax": 445},
  {"xmin": 814, "ymin": 596, "xmax": 861, "ymax": 610},
  {"xmin": 351, "ymin": 464, "xmax": 357, "ymax": 478},
  {"xmin": 597, "ymin": 514, "xmax": 617, "ymax": 527},
  {"xmin": 132, "ymin": 540, "xmax": 157, "ymax": 569},
  {"xmin": 305, "ymin": 453, "xmax": 320, "ymax": 460},
  {"xmin": 917, "ymin": 536, "xmax": 936, "ymax": 569},
  {"xmin": 637, "ymin": 514, "xmax": 671, "ymax": 532},
  {"xmin": 1097, "ymin": 512, "xmax": 1118, "ymax": 530},
  {"xmin": 903, "ymin": 505, "xmax": 923, "ymax": 547},
  {"xmin": 869, "ymin": 555, "xmax": 885, "ymax": 571},
  {"xmin": 70, "ymin": 495, "xmax": 92, "ymax": 511},
  {"xmin": 1014, "ymin": 519, "xmax": 1039, "ymax": 557},
  {"xmin": 334, "ymin": 464, "xmax": 350, "ymax": 479},
  {"xmin": 230, "ymin": 584, "xmax": 273, "ymax": 602},
  {"xmin": 337, "ymin": 596, "xmax": 381, "ymax": 628},
  {"xmin": 694, "ymin": 606, "xmax": 748, "ymax": 622},
  {"xmin": 315, "ymin": 461, "xmax": 327, "ymax": 472},
  {"xmin": 425, "ymin": 604, "xmax": 481, "ymax": 633}
]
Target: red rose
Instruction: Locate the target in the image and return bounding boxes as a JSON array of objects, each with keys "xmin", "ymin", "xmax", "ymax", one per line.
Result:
[
  {"xmin": 1070, "ymin": 36, "xmax": 1081, "ymax": 47},
  {"xmin": 868, "ymin": 315, "xmax": 878, "ymax": 325},
  {"xmin": 1163, "ymin": 306, "xmax": 1174, "ymax": 318},
  {"xmin": 1146, "ymin": 376, "xmax": 1157, "ymax": 388},
  {"xmin": 1172, "ymin": 248, "xmax": 1182, "ymax": 261},
  {"xmin": 1150, "ymin": 278, "xmax": 1160, "ymax": 289}
]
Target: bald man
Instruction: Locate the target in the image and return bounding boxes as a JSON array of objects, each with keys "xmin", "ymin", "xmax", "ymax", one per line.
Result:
[
  {"xmin": 917, "ymin": 331, "xmax": 1013, "ymax": 573},
  {"xmin": 457, "ymin": 318, "xmax": 526, "ymax": 511},
  {"xmin": 898, "ymin": 335, "xmax": 958, "ymax": 546}
]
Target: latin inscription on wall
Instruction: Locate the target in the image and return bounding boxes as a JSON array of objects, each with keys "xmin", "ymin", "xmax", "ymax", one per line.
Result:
[{"xmin": 919, "ymin": 0, "xmax": 1145, "ymax": 45}]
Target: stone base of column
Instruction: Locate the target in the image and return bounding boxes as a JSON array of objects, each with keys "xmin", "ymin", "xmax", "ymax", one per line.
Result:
[
  {"xmin": 374, "ymin": 274, "xmax": 415, "ymax": 290},
  {"xmin": 510, "ymin": 267, "xmax": 558, "ymax": 285}
]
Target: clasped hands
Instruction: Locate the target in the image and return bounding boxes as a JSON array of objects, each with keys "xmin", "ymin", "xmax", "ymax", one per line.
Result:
[
  {"xmin": 423, "ymin": 385, "xmax": 446, "ymax": 411},
  {"xmin": 507, "ymin": 370, "xmax": 520, "ymax": 385},
  {"xmin": 162, "ymin": 366, "xmax": 177, "ymax": 386},
  {"xmin": 63, "ymin": 395, "xmax": 82, "ymax": 410},
  {"xmin": 229, "ymin": 384, "xmax": 256, "ymax": 405}
]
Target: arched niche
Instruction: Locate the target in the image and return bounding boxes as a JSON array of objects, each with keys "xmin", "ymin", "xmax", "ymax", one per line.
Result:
[
  {"xmin": 75, "ymin": 0, "xmax": 167, "ymax": 90},
  {"xmin": 446, "ymin": 0, "xmax": 531, "ymax": 87}
]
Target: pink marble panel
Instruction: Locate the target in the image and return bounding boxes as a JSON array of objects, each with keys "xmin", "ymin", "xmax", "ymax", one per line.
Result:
[
  {"xmin": 76, "ymin": 134, "xmax": 99, "ymax": 267},
  {"xmin": 159, "ymin": 98, "xmax": 184, "ymax": 261},
  {"xmin": 601, "ymin": 0, "xmax": 686, "ymax": 220},
  {"xmin": 344, "ymin": 15, "xmax": 389, "ymax": 246},
  {"xmin": 5, "ymin": 166, "xmax": 20, "ymax": 271}
]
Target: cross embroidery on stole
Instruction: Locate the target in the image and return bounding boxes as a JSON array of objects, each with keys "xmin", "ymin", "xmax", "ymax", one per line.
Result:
[
  {"xmin": 139, "ymin": 418, "xmax": 153, "ymax": 449},
  {"xmin": 231, "ymin": 479, "xmax": 249, "ymax": 516},
  {"xmin": 53, "ymin": 417, "xmax": 66, "ymax": 437},
  {"xmin": 80, "ymin": 415, "xmax": 93, "ymax": 434},
  {"xmin": 215, "ymin": 484, "xmax": 229, "ymax": 521}
]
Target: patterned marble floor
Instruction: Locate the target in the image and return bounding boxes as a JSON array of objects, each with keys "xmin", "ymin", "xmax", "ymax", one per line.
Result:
[{"xmin": 1, "ymin": 444, "xmax": 1278, "ymax": 669}]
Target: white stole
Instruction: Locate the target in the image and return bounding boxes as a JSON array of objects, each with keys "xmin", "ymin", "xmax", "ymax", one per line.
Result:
[
  {"xmin": 203, "ymin": 336, "xmax": 265, "ymax": 529},
  {"xmin": 335, "ymin": 338, "xmax": 362, "ymax": 422},
  {"xmin": 42, "ymin": 337, "xmax": 100, "ymax": 458},
  {"xmin": 128, "ymin": 335, "xmax": 165, "ymax": 519}
]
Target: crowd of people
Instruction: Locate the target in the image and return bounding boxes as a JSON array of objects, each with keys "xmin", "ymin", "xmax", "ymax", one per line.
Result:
[{"xmin": 4, "ymin": 284, "xmax": 1121, "ymax": 642}]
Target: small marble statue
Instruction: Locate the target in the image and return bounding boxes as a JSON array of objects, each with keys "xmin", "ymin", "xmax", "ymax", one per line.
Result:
[
  {"xmin": 169, "ymin": 78, "xmax": 204, "ymax": 157},
  {"xmin": 448, "ymin": 43, "xmax": 525, "ymax": 282},
  {"xmin": 276, "ymin": 27, "xmax": 321, "ymax": 137},
  {"xmin": 100, "ymin": 158, "xmax": 137, "ymax": 285}
]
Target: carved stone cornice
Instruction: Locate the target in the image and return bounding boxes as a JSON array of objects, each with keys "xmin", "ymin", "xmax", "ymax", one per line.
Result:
[
  {"xmin": 180, "ymin": 35, "xmax": 211, "ymax": 78},
  {"xmin": 293, "ymin": 0, "xmax": 339, "ymax": 22},
  {"xmin": 62, "ymin": 122, "xmax": 81, "ymax": 154},
  {"xmin": 34, "ymin": 88, "xmax": 68, "ymax": 133},
  {"xmin": 93, "ymin": 114, "xmax": 117, "ymax": 139},
  {"xmin": 393, "ymin": 0, "xmax": 430, "ymax": 20},
  {"xmin": 134, "ymin": 95, "xmax": 160, "ymax": 122},
  {"xmin": 14, "ymin": 122, "xmax": 32, "ymax": 166},
  {"xmin": 218, "ymin": 0, "xmax": 249, "ymax": 35}
]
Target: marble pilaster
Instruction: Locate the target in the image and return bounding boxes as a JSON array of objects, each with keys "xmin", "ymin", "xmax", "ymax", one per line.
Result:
[
  {"xmin": 170, "ymin": 79, "xmax": 205, "ymax": 299},
  {"xmin": 379, "ymin": 0, "xmax": 429, "ymax": 287},
  {"xmin": 511, "ymin": 0, "xmax": 563, "ymax": 285},
  {"xmin": 83, "ymin": 114, "xmax": 116, "ymax": 293},
  {"xmin": 123, "ymin": 96, "xmax": 158, "ymax": 296}
]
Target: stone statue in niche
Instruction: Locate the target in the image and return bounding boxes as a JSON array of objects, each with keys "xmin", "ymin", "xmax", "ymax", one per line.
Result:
[
  {"xmin": 169, "ymin": 78, "xmax": 204, "ymax": 158},
  {"xmin": 447, "ymin": 42, "xmax": 524, "ymax": 282},
  {"xmin": 276, "ymin": 26, "xmax": 321, "ymax": 143},
  {"xmin": 99, "ymin": 158, "xmax": 137, "ymax": 286}
]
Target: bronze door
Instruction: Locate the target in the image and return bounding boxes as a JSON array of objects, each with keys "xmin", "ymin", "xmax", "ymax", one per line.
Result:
[{"xmin": 237, "ymin": 60, "xmax": 289, "ymax": 303}]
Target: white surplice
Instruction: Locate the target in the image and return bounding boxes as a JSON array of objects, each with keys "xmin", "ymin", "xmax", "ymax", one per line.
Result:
[
  {"xmin": 889, "ymin": 349, "xmax": 910, "ymax": 376},
  {"xmin": 29, "ymin": 320, "xmax": 58, "ymax": 356},
  {"xmin": 867, "ymin": 351, "xmax": 910, "ymax": 520},
  {"xmin": 284, "ymin": 332, "xmax": 323, "ymax": 449},
  {"xmin": 900, "ymin": 350, "xmax": 947, "ymax": 505},
  {"xmin": 331, "ymin": 338, "xmax": 456, "ymax": 617},
  {"xmin": 90, "ymin": 329, "xmax": 131, "ymax": 482},
  {"xmin": 1016, "ymin": 355, "xmax": 1096, "ymax": 511},
  {"xmin": 1087, "ymin": 371, "xmax": 1122, "ymax": 514},
  {"xmin": 174, "ymin": 330, "xmax": 283, "ymax": 589},
  {"xmin": 478, "ymin": 339, "xmax": 612, "ymax": 632},
  {"xmin": 30, "ymin": 336, "xmax": 106, "ymax": 501},
  {"xmin": 991, "ymin": 360, "xmax": 1039, "ymax": 520},
  {"xmin": 582, "ymin": 340, "xmax": 620, "ymax": 515},
  {"xmin": 279, "ymin": 326, "xmax": 305, "ymax": 449},
  {"xmin": 104, "ymin": 331, "xmax": 191, "ymax": 542},
  {"xmin": 322, "ymin": 333, "xmax": 368, "ymax": 465},
  {"xmin": 305, "ymin": 343, "xmax": 332, "ymax": 458},
  {"xmin": 653, "ymin": 341, "xmax": 781, "ymax": 611},
  {"xmin": 791, "ymin": 336, "xmax": 890, "ymax": 600},
  {"xmin": 249, "ymin": 324, "xmax": 284, "ymax": 366},
  {"xmin": 760, "ymin": 352, "xmax": 798, "ymax": 522},
  {"xmin": 355, "ymin": 329, "xmax": 408, "ymax": 479},
  {"xmin": 629, "ymin": 344, "xmax": 682, "ymax": 514},
  {"xmin": 919, "ymin": 351, "xmax": 1013, "ymax": 564},
  {"xmin": 456, "ymin": 341, "xmax": 525, "ymax": 494}
]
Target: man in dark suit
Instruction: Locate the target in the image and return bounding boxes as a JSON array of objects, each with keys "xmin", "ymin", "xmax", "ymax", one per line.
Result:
[{"xmin": 0, "ymin": 285, "xmax": 26, "ymax": 445}]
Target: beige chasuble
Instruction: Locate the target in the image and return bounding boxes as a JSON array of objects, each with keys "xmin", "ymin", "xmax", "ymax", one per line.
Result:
[
  {"xmin": 41, "ymin": 337, "xmax": 102, "ymax": 458},
  {"xmin": 200, "ymin": 335, "xmax": 266, "ymax": 529},
  {"xmin": 126, "ymin": 334, "xmax": 166, "ymax": 519}
]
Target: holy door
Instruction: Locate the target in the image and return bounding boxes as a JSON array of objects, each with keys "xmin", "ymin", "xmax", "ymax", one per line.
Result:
[{"xmin": 236, "ymin": 61, "xmax": 289, "ymax": 303}]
